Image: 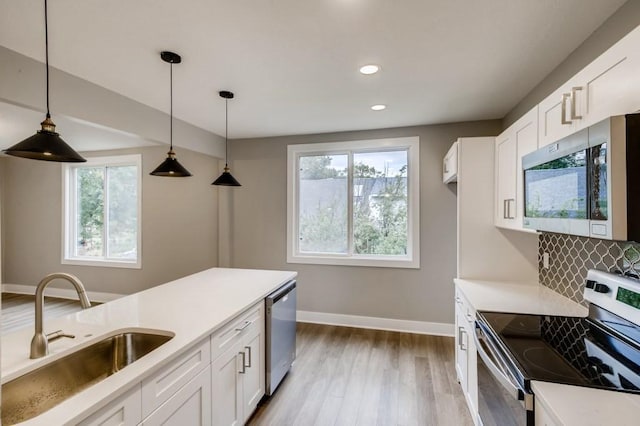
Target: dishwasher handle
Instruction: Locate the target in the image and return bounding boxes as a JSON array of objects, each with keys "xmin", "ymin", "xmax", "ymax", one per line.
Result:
[{"xmin": 267, "ymin": 280, "xmax": 296, "ymax": 304}]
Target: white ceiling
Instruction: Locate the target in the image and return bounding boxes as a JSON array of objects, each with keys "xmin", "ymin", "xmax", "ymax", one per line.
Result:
[{"xmin": 0, "ymin": 0, "xmax": 628, "ymax": 140}]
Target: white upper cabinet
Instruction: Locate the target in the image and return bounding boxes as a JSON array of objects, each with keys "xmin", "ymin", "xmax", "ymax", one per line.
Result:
[
  {"xmin": 495, "ymin": 106, "xmax": 538, "ymax": 231},
  {"xmin": 539, "ymin": 25, "xmax": 640, "ymax": 147},
  {"xmin": 443, "ymin": 141, "xmax": 459, "ymax": 183}
]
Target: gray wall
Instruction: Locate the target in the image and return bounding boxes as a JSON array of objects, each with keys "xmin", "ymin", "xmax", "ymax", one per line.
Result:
[
  {"xmin": 504, "ymin": 0, "xmax": 640, "ymax": 127},
  {"xmin": 1, "ymin": 146, "xmax": 219, "ymax": 295},
  {"xmin": 225, "ymin": 120, "xmax": 501, "ymax": 324}
]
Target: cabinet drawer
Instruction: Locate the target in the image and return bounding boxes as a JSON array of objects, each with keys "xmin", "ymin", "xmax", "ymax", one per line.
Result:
[
  {"xmin": 141, "ymin": 338, "xmax": 211, "ymax": 418},
  {"xmin": 455, "ymin": 290, "xmax": 475, "ymax": 327},
  {"xmin": 141, "ymin": 364, "xmax": 212, "ymax": 426},
  {"xmin": 78, "ymin": 385, "xmax": 141, "ymax": 426},
  {"xmin": 211, "ymin": 301, "xmax": 264, "ymax": 360}
]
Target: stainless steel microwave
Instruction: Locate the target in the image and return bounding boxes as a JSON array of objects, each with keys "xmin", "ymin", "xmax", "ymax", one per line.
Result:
[{"xmin": 522, "ymin": 114, "xmax": 640, "ymax": 241}]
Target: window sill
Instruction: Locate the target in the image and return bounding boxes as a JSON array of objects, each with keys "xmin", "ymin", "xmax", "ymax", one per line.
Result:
[
  {"xmin": 287, "ymin": 254, "xmax": 419, "ymax": 269},
  {"xmin": 62, "ymin": 258, "xmax": 141, "ymax": 269}
]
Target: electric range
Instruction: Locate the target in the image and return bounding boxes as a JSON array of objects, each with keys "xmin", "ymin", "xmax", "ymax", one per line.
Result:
[{"xmin": 474, "ymin": 269, "xmax": 640, "ymax": 425}]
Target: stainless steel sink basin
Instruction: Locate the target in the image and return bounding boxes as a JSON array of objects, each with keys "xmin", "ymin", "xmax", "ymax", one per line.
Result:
[{"xmin": 1, "ymin": 330, "xmax": 174, "ymax": 425}]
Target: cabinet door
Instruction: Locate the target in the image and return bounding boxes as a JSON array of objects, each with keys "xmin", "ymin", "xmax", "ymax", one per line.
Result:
[
  {"xmin": 573, "ymin": 27, "xmax": 640, "ymax": 129},
  {"xmin": 141, "ymin": 365, "xmax": 212, "ymax": 426},
  {"xmin": 464, "ymin": 312, "xmax": 478, "ymax": 420},
  {"xmin": 212, "ymin": 341, "xmax": 243, "ymax": 426},
  {"xmin": 535, "ymin": 399, "xmax": 561, "ymax": 426},
  {"xmin": 78, "ymin": 385, "xmax": 141, "ymax": 426},
  {"xmin": 495, "ymin": 132, "xmax": 516, "ymax": 228},
  {"xmin": 241, "ymin": 328, "xmax": 265, "ymax": 422},
  {"xmin": 538, "ymin": 83, "xmax": 577, "ymax": 147},
  {"xmin": 443, "ymin": 141, "xmax": 459, "ymax": 183},
  {"xmin": 455, "ymin": 305, "xmax": 468, "ymax": 389},
  {"xmin": 141, "ymin": 338, "xmax": 210, "ymax": 418},
  {"xmin": 514, "ymin": 107, "xmax": 538, "ymax": 228}
]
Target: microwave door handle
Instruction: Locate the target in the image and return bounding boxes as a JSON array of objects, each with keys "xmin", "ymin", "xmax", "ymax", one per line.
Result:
[
  {"xmin": 473, "ymin": 327, "xmax": 523, "ymax": 402},
  {"xmin": 561, "ymin": 93, "xmax": 572, "ymax": 125}
]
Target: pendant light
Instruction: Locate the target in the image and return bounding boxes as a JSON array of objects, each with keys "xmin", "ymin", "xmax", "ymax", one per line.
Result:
[
  {"xmin": 150, "ymin": 51, "xmax": 192, "ymax": 177},
  {"xmin": 3, "ymin": 0, "xmax": 86, "ymax": 162},
  {"xmin": 212, "ymin": 91, "xmax": 241, "ymax": 186}
]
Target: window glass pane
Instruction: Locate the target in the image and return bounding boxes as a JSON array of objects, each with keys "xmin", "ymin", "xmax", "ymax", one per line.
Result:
[
  {"xmin": 298, "ymin": 154, "xmax": 348, "ymax": 254},
  {"xmin": 107, "ymin": 165, "xmax": 138, "ymax": 259},
  {"xmin": 353, "ymin": 150, "xmax": 408, "ymax": 255},
  {"xmin": 76, "ymin": 167, "xmax": 105, "ymax": 257}
]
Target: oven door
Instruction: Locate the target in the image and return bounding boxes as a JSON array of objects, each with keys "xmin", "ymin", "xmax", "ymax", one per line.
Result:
[{"xmin": 474, "ymin": 321, "xmax": 534, "ymax": 426}]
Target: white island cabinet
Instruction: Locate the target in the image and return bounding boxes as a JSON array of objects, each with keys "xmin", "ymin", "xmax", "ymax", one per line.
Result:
[
  {"xmin": 211, "ymin": 301, "xmax": 265, "ymax": 425},
  {"xmin": 1, "ymin": 268, "xmax": 295, "ymax": 426}
]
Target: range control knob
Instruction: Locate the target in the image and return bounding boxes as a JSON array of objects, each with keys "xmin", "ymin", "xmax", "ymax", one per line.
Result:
[
  {"xmin": 594, "ymin": 283, "xmax": 610, "ymax": 294},
  {"xmin": 586, "ymin": 280, "xmax": 596, "ymax": 289}
]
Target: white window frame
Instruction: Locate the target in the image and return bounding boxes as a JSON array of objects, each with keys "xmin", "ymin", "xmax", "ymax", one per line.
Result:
[
  {"xmin": 62, "ymin": 154, "xmax": 142, "ymax": 269},
  {"xmin": 287, "ymin": 136, "xmax": 420, "ymax": 268}
]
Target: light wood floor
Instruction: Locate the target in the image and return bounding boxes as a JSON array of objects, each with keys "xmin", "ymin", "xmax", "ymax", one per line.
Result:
[
  {"xmin": 248, "ymin": 322, "xmax": 473, "ymax": 426},
  {"xmin": 1, "ymin": 293, "xmax": 93, "ymax": 335}
]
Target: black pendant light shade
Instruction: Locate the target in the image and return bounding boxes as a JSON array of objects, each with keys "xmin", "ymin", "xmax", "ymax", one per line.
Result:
[
  {"xmin": 150, "ymin": 51, "xmax": 192, "ymax": 177},
  {"xmin": 212, "ymin": 90, "xmax": 241, "ymax": 186},
  {"xmin": 149, "ymin": 149, "xmax": 192, "ymax": 177},
  {"xmin": 3, "ymin": 0, "xmax": 86, "ymax": 163},
  {"xmin": 212, "ymin": 167, "xmax": 241, "ymax": 186}
]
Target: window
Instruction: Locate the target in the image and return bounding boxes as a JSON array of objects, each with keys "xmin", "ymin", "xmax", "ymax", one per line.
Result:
[
  {"xmin": 63, "ymin": 155, "xmax": 142, "ymax": 268},
  {"xmin": 287, "ymin": 137, "xmax": 420, "ymax": 268}
]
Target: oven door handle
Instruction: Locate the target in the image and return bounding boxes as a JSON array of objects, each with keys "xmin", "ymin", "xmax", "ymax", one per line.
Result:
[{"xmin": 473, "ymin": 326, "xmax": 524, "ymax": 402}]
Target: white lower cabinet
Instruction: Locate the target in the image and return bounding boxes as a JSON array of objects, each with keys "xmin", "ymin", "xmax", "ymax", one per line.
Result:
[
  {"xmin": 455, "ymin": 287, "xmax": 479, "ymax": 425},
  {"xmin": 535, "ymin": 398, "xmax": 561, "ymax": 426},
  {"xmin": 211, "ymin": 340, "xmax": 243, "ymax": 426},
  {"xmin": 140, "ymin": 365, "xmax": 212, "ymax": 426},
  {"xmin": 79, "ymin": 301, "xmax": 265, "ymax": 426},
  {"xmin": 78, "ymin": 385, "xmax": 142, "ymax": 426},
  {"xmin": 212, "ymin": 302, "xmax": 266, "ymax": 425}
]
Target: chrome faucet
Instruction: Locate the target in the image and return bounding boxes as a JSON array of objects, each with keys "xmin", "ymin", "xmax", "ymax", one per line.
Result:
[{"xmin": 30, "ymin": 272, "xmax": 91, "ymax": 359}]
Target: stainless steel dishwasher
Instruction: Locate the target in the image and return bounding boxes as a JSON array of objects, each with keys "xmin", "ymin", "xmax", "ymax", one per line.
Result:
[{"xmin": 265, "ymin": 280, "xmax": 297, "ymax": 395}]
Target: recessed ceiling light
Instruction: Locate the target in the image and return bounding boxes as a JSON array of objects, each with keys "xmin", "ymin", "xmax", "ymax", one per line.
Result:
[
  {"xmin": 359, "ymin": 64, "xmax": 380, "ymax": 75},
  {"xmin": 371, "ymin": 104, "xmax": 386, "ymax": 111}
]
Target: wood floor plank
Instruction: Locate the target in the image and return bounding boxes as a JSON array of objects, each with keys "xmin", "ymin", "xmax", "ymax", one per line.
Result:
[
  {"xmin": 247, "ymin": 323, "xmax": 473, "ymax": 426},
  {"xmin": 1, "ymin": 293, "xmax": 98, "ymax": 335}
]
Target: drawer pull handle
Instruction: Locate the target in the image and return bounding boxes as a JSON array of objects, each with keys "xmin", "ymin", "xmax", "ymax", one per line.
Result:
[{"xmin": 235, "ymin": 321, "xmax": 251, "ymax": 332}]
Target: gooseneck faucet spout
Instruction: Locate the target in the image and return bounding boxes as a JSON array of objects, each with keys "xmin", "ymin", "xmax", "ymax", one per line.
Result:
[{"xmin": 30, "ymin": 273, "xmax": 91, "ymax": 359}]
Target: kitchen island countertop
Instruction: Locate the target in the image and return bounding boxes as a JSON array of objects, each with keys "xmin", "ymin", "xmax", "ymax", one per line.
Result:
[{"xmin": 1, "ymin": 267, "xmax": 297, "ymax": 425}]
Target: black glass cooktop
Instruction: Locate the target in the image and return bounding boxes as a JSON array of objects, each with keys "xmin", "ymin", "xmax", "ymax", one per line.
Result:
[{"xmin": 477, "ymin": 311, "xmax": 640, "ymax": 394}]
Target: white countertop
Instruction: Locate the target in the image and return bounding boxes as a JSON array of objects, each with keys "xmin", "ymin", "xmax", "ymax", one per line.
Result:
[
  {"xmin": 455, "ymin": 278, "xmax": 640, "ymax": 424},
  {"xmin": 454, "ymin": 278, "xmax": 588, "ymax": 317},
  {"xmin": 1, "ymin": 267, "xmax": 297, "ymax": 425},
  {"xmin": 532, "ymin": 381, "xmax": 640, "ymax": 426}
]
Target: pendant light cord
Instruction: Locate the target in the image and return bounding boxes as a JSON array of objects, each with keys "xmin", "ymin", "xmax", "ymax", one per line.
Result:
[
  {"xmin": 225, "ymin": 97, "xmax": 229, "ymax": 168},
  {"xmin": 44, "ymin": 0, "xmax": 50, "ymax": 118},
  {"xmin": 169, "ymin": 62, "xmax": 173, "ymax": 151}
]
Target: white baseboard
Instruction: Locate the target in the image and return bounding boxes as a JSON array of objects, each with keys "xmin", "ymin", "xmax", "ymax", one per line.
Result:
[
  {"xmin": 296, "ymin": 310, "xmax": 454, "ymax": 337},
  {"xmin": 2, "ymin": 284, "xmax": 125, "ymax": 303}
]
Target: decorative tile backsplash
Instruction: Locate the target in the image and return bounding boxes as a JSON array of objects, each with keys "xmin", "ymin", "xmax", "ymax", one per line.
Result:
[{"xmin": 538, "ymin": 233, "xmax": 640, "ymax": 306}]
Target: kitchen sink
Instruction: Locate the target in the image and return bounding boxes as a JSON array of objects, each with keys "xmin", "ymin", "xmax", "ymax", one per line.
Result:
[{"xmin": 1, "ymin": 329, "xmax": 174, "ymax": 425}]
